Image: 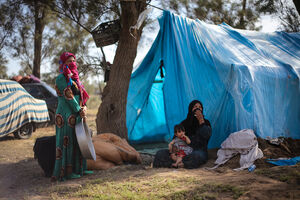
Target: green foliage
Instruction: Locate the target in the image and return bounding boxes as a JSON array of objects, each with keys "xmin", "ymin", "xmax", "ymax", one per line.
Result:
[
  {"xmin": 0, "ymin": 53, "xmax": 8, "ymax": 79},
  {"xmin": 38, "ymin": 0, "xmax": 123, "ymax": 81},
  {"xmin": 162, "ymin": 0, "xmax": 261, "ymax": 30},
  {"xmin": 0, "ymin": 0, "xmax": 60, "ymax": 75},
  {"xmin": 0, "ymin": 0, "xmax": 112, "ymax": 79},
  {"xmin": 86, "ymin": 0, "xmax": 121, "ymax": 20},
  {"xmin": 162, "ymin": 0, "xmax": 300, "ymax": 32},
  {"xmin": 1, "ymin": 0, "xmax": 299, "ymax": 83},
  {"xmin": 0, "ymin": 1, "xmax": 20, "ymax": 51},
  {"xmin": 255, "ymin": 0, "xmax": 278, "ymax": 13},
  {"xmin": 47, "ymin": 16, "xmax": 97, "ymax": 79},
  {"xmin": 0, "ymin": 0, "xmax": 125, "ymax": 81}
]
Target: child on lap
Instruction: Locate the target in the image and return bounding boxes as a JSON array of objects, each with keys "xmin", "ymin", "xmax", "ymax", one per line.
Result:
[{"xmin": 169, "ymin": 124, "xmax": 193, "ymax": 168}]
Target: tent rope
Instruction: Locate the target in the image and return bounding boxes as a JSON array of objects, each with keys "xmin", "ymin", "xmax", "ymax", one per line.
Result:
[{"xmin": 146, "ymin": 3, "xmax": 164, "ymax": 11}]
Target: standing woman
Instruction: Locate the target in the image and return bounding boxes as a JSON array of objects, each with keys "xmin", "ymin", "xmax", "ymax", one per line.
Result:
[{"xmin": 51, "ymin": 52, "xmax": 91, "ymax": 181}]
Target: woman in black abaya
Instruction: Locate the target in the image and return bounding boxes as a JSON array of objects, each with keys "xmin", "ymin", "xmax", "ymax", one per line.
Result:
[{"xmin": 153, "ymin": 100, "xmax": 212, "ymax": 169}]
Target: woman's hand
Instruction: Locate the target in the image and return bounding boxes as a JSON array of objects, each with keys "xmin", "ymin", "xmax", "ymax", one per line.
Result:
[
  {"xmin": 193, "ymin": 109, "xmax": 205, "ymax": 125},
  {"xmin": 79, "ymin": 107, "xmax": 87, "ymax": 122},
  {"xmin": 81, "ymin": 105, "xmax": 87, "ymax": 113}
]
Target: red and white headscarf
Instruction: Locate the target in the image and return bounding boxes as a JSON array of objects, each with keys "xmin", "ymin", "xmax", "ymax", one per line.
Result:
[{"xmin": 59, "ymin": 52, "xmax": 89, "ymax": 106}]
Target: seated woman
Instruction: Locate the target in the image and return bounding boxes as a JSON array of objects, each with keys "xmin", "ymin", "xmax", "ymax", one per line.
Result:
[{"xmin": 153, "ymin": 100, "xmax": 212, "ymax": 169}]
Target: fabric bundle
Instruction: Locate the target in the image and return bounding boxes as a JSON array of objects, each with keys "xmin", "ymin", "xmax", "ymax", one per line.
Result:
[{"xmin": 211, "ymin": 129, "xmax": 263, "ymax": 171}]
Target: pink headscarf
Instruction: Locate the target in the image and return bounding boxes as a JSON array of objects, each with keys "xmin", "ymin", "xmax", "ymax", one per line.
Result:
[{"xmin": 59, "ymin": 52, "xmax": 89, "ymax": 106}]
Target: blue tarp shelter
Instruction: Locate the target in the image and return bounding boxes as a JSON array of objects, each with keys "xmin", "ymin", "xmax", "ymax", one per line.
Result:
[{"xmin": 126, "ymin": 11, "xmax": 300, "ymax": 148}]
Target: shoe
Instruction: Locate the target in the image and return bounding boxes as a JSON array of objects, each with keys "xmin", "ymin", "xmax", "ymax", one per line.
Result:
[
  {"xmin": 67, "ymin": 173, "xmax": 81, "ymax": 179},
  {"xmin": 84, "ymin": 170, "xmax": 94, "ymax": 175},
  {"xmin": 171, "ymin": 163, "xmax": 178, "ymax": 168},
  {"xmin": 178, "ymin": 163, "xmax": 184, "ymax": 168}
]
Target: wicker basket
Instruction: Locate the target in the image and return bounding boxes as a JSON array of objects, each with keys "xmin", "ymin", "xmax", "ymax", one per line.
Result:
[{"xmin": 91, "ymin": 20, "xmax": 121, "ymax": 47}]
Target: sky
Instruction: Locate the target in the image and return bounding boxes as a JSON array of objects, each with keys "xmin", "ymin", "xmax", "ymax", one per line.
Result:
[{"xmin": 6, "ymin": 11, "xmax": 281, "ymax": 78}]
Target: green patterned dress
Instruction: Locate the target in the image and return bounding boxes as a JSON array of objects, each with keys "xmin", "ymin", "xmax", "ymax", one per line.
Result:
[{"xmin": 51, "ymin": 74, "xmax": 87, "ymax": 181}]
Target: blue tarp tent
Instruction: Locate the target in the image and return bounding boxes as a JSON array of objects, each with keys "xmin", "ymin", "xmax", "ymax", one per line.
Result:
[{"xmin": 126, "ymin": 11, "xmax": 300, "ymax": 148}]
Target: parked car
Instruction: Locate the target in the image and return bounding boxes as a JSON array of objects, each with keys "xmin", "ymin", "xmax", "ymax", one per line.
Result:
[
  {"xmin": 0, "ymin": 79, "xmax": 50, "ymax": 139},
  {"xmin": 21, "ymin": 82, "xmax": 58, "ymax": 125}
]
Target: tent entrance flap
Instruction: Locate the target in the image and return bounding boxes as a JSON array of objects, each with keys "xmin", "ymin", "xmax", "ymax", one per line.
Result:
[{"xmin": 128, "ymin": 69, "xmax": 170, "ymax": 144}]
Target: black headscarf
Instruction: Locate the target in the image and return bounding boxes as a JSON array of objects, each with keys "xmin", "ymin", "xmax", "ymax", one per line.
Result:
[{"xmin": 180, "ymin": 100, "xmax": 211, "ymax": 137}]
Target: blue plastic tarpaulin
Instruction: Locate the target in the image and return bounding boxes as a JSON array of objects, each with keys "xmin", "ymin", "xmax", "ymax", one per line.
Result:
[
  {"xmin": 267, "ymin": 157, "xmax": 300, "ymax": 166},
  {"xmin": 126, "ymin": 11, "xmax": 300, "ymax": 147}
]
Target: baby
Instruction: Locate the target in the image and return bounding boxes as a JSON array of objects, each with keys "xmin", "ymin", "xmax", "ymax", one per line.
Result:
[{"xmin": 168, "ymin": 124, "xmax": 193, "ymax": 168}]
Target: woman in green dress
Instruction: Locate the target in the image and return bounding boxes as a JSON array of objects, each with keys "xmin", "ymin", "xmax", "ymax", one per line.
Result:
[{"xmin": 51, "ymin": 52, "xmax": 91, "ymax": 181}]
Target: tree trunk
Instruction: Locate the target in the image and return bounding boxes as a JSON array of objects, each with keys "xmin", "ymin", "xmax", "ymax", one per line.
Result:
[
  {"xmin": 96, "ymin": 1, "xmax": 146, "ymax": 139},
  {"xmin": 293, "ymin": 0, "xmax": 300, "ymax": 15},
  {"xmin": 238, "ymin": 0, "xmax": 247, "ymax": 29},
  {"xmin": 33, "ymin": 1, "xmax": 46, "ymax": 78}
]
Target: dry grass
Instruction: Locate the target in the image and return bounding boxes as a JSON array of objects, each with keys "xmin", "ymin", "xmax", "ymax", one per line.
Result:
[
  {"xmin": 255, "ymin": 164, "xmax": 300, "ymax": 184},
  {"xmin": 63, "ymin": 176, "xmax": 245, "ymax": 200},
  {"xmin": 0, "ymin": 104, "xmax": 300, "ymax": 200},
  {"xmin": 30, "ymin": 168, "xmax": 248, "ymax": 200}
]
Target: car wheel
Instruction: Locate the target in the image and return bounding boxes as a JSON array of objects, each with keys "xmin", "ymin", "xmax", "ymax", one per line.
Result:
[
  {"xmin": 13, "ymin": 123, "xmax": 33, "ymax": 139},
  {"xmin": 48, "ymin": 110, "xmax": 55, "ymax": 126}
]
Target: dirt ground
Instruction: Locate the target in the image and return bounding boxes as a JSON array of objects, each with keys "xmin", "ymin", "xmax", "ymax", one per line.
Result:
[{"xmin": 0, "ymin": 124, "xmax": 299, "ymax": 200}]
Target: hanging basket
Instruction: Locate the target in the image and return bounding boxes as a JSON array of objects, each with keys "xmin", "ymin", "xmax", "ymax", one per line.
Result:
[{"xmin": 91, "ymin": 19, "xmax": 121, "ymax": 47}]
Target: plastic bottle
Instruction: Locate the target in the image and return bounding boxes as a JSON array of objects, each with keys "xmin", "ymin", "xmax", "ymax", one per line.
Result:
[{"xmin": 248, "ymin": 164, "xmax": 256, "ymax": 172}]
